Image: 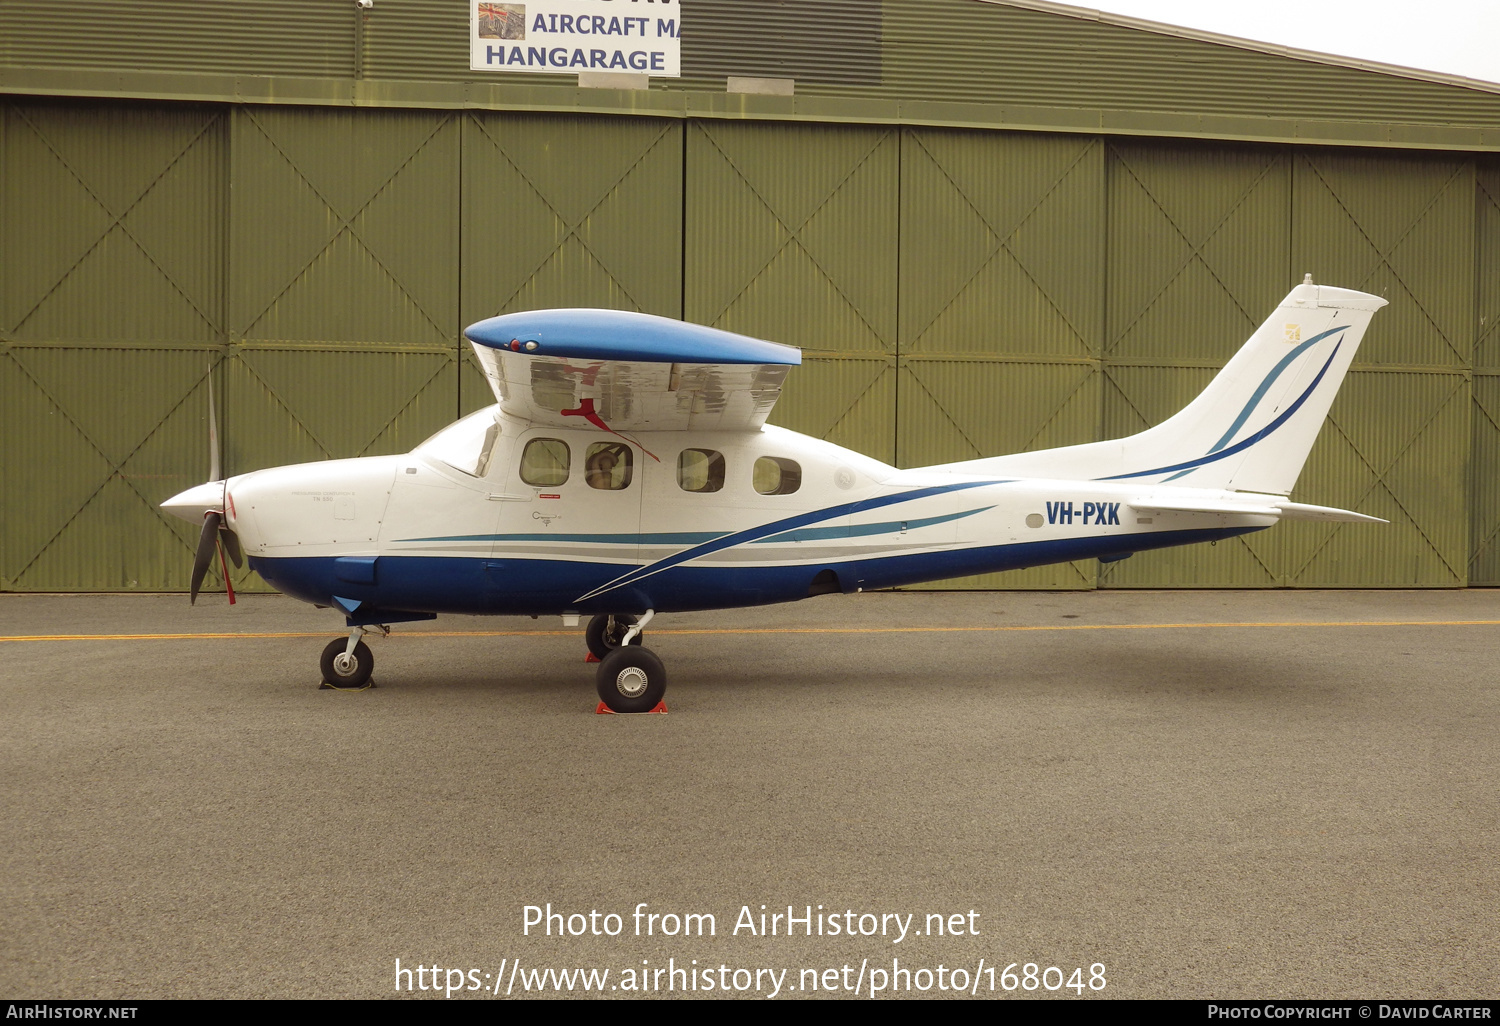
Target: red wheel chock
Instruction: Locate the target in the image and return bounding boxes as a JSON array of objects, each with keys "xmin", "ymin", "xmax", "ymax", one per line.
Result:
[
  {"xmin": 595, "ymin": 701, "xmax": 667, "ymax": 715},
  {"xmin": 585, "ymin": 652, "xmax": 601, "ymax": 663}
]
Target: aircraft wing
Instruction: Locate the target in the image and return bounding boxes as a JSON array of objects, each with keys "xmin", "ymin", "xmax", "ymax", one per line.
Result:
[
  {"xmin": 464, "ymin": 309, "xmax": 800, "ymax": 432},
  {"xmin": 1128, "ymin": 496, "xmax": 1386, "ymax": 523}
]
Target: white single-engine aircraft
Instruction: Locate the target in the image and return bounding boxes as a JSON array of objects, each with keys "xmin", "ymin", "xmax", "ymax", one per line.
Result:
[{"xmin": 163, "ymin": 276, "xmax": 1386, "ymax": 711}]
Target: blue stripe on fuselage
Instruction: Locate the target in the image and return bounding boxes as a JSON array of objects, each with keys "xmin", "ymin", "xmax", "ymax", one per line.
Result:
[{"xmin": 570, "ymin": 480, "xmax": 1006, "ymax": 602}]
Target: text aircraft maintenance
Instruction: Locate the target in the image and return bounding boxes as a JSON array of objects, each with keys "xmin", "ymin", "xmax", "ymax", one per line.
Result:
[{"xmin": 163, "ymin": 276, "xmax": 1386, "ymax": 711}]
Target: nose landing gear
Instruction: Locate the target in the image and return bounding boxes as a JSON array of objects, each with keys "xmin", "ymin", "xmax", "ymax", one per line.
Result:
[
  {"xmin": 320, "ymin": 637, "xmax": 373, "ymax": 688},
  {"xmin": 319, "ymin": 624, "xmax": 388, "ymax": 689}
]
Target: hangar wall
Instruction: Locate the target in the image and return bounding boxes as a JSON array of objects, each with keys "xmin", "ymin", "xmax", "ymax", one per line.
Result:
[
  {"xmin": 2, "ymin": 100, "xmax": 1496, "ymax": 592},
  {"xmin": 7, "ymin": 0, "xmax": 1500, "ymax": 142}
]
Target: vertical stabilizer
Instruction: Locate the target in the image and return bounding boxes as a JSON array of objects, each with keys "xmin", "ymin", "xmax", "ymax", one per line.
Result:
[{"xmin": 932, "ymin": 281, "xmax": 1387, "ymax": 495}]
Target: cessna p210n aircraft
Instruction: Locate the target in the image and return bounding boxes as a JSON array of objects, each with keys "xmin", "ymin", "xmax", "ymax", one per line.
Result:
[{"xmin": 163, "ymin": 277, "xmax": 1386, "ymax": 711}]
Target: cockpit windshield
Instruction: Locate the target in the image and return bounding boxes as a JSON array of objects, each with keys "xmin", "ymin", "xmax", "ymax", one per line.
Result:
[{"xmin": 414, "ymin": 407, "xmax": 500, "ymax": 477}]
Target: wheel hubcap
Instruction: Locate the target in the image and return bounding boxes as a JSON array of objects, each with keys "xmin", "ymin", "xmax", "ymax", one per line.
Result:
[
  {"xmin": 614, "ymin": 666, "xmax": 649, "ymax": 698},
  {"xmin": 333, "ymin": 652, "xmax": 357, "ymax": 675}
]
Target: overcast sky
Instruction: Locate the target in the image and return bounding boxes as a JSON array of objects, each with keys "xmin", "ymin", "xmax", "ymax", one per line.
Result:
[{"xmin": 1071, "ymin": 0, "xmax": 1500, "ymax": 85}]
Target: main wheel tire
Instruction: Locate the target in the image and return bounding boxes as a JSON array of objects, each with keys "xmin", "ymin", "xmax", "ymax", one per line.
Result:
[
  {"xmin": 320, "ymin": 638, "xmax": 373, "ymax": 688},
  {"xmin": 595, "ymin": 646, "xmax": 666, "ymax": 713},
  {"xmin": 585, "ymin": 613, "xmax": 642, "ymax": 660}
]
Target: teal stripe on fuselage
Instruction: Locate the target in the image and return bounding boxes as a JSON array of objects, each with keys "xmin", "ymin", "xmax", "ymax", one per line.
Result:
[
  {"xmin": 396, "ymin": 531, "xmax": 726, "ymax": 545},
  {"xmin": 751, "ymin": 506, "xmax": 993, "ymax": 544},
  {"xmin": 399, "ymin": 507, "xmax": 996, "ymax": 548}
]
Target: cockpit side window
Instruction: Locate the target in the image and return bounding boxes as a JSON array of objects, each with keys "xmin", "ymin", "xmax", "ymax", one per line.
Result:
[
  {"xmin": 677, "ymin": 448, "xmax": 725, "ymax": 493},
  {"xmin": 753, "ymin": 456, "xmax": 802, "ymax": 495},
  {"xmin": 585, "ymin": 442, "xmax": 633, "ymax": 490},
  {"xmin": 520, "ymin": 438, "xmax": 570, "ymax": 487},
  {"xmin": 414, "ymin": 408, "xmax": 501, "ymax": 478}
]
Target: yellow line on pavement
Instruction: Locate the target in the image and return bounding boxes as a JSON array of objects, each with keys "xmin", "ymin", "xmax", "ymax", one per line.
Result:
[{"xmin": 4, "ymin": 620, "xmax": 1500, "ymax": 643}]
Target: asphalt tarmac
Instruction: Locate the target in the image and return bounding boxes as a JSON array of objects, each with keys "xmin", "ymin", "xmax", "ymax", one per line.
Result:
[{"xmin": 2, "ymin": 589, "xmax": 1497, "ymax": 1000}]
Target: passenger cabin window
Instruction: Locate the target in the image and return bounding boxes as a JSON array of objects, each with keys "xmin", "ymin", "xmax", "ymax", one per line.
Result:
[
  {"xmin": 520, "ymin": 438, "xmax": 570, "ymax": 487},
  {"xmin": 678, "ymin": 448, "xmax": 725, "ymax": 493},
  {"xmin": 753, "ymin": 456, "xmax": 802, "ymax": 495},
  {"xmin": 585, "ymin": 442, "xmax": 633, "ymax": 490}
]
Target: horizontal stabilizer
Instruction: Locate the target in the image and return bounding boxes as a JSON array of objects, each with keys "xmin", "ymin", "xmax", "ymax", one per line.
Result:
[
  {"xmin": 1269, "ymin": 500, "xmax": 1387, "ymax": 523},
  {"xmin": 1128, "ymin": 497, "xmax": 1386, "ymax": 523}
]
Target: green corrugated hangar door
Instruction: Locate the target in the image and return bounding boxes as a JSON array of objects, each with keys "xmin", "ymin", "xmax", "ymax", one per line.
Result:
[
  {"xmin": 2, "ymin": 102, "xmax": 225, "ymax": 591},
  {"xmin": 223, "ymin": 106, "xmax": 462, "ymax": 593},
  {"xmin": 896, "ymin": 128, "xmax": 1105, "ymax": 590},
  {"xmin": 1282, "ymin": 150, "xmax": 1472, "ymax": 588},
  {"xmin": 1, "ymin": 104, "xmax": 1491, "ymax": 593},
  {"xmin": 225, "ymin": 106, "xmax": 461, "ymax": 502},
  {"xmin": 1, "ymin": 102, "xmax": 469, "ymax": 594},
  {"xmin": 1, "ymin": 104, "xmax": 688, "ymax": 593},
  {"xmin": 892, "ymin": 135, "xmax": 1479, "ymax": 590},
  {"xmin": 1091, "ymin": 143, "xmax": 1475, "ymax": 589},
  {"xmin": 1471, "ymin": 157, "xmax": 1500, "ymax": 585},
  {"xmin": 1096, "ymin": 140, "xmax": 1292, "ymax": 589},
  {"xmin": 686, "ymin": 120, "xmax": 900, "ymax": 464},
  {"xmin": 460, "ymin": 112, "xmax": 684, "ymax": 414}
]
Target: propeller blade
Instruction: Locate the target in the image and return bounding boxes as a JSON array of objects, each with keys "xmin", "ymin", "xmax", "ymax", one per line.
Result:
[
  {"xmin": 207, "ymin": 363, "xmax": 221, "ymax": 483},
  {"xmin": 220, "ymin": 525, "xmax": 244, "ymax": 568},
  {"xmin": 190, "ymin": 511, "xmax": 222, "ymax": 605}
]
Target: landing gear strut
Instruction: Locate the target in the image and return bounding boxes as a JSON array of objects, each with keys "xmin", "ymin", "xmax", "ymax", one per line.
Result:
[{"xmin": 592, "ymin": 610, "xmax": 665, "ymax": 712}]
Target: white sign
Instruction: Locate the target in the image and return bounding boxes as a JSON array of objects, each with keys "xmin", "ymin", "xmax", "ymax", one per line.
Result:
[{"xmin": 471, "ymin": 1, "xmax": 681, "ymax": 77}]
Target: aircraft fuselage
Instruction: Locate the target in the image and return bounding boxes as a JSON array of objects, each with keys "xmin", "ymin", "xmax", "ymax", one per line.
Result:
[{"xmin": 219, "ymin": 414, "xmax": 1266, "ymax": 621}]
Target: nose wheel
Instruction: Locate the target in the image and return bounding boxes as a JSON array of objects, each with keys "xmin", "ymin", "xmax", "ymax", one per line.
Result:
[
  {"xmin": 319, "ymin": 624, "xmax": 387, "ymax": 689},
  {"xmin": 320, "ymin": 637, "xmax": 373, "ymax": 688}
]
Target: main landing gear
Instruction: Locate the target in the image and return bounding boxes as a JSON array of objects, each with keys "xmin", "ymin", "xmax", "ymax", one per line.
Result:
[
  {"xmin": 588, "ymin": 611, "xmax": 666, "ymax": 713},
  {"xmin": 585, "ymin": 612, "xmax": 642, "ymax": 660}
]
